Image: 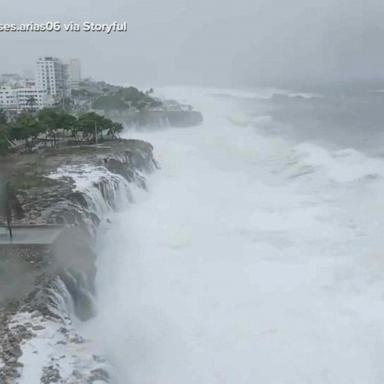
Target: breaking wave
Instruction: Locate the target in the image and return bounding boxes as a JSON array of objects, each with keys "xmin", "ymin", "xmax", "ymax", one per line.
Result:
[{"xmin": 87, "ymin": 86, "xmax": 384, "ymax": 384}]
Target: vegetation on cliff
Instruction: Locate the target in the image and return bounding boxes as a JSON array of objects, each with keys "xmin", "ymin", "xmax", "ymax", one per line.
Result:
[
  {"xmin": 71, "ymin": 80, "xmax": 161, "ymax": 113},
  {"xmin": 92, "ymin": 87, "xmax": 161, "ymax": 112},
  {"xmin": 0, "ymin": 108, "xmax": 123, "ymax": 154}
]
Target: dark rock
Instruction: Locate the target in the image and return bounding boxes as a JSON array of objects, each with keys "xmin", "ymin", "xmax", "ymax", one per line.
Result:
[
  {"xmin": 88, "ymin": 368, "xmax": 110, "ymax": 383},
  {"xmin": 41, "ymin": 365, "xmax": 61, "ymax": 383},
  {"xmin": 0, "ymin": 138, "xmax": 158, "ymax": 382}
]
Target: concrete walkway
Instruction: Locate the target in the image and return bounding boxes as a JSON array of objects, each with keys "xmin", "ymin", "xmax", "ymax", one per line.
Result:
[{"xmin": 0, "ymin": 225, "xmax": 65, "ymax": 246}]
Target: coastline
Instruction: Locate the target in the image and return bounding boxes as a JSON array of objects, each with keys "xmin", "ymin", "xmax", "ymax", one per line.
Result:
[{"xmin": 0, "ymin": 138, "xmax": 158, "ymax": 383}]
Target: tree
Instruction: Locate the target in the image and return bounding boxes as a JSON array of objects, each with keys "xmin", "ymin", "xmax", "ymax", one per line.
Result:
[
  {"xmin": 54, "ymin": 97, "xmax": 75, "ymax": 113},
  {"xmin": 92, "ymin": 95, "xmax": 128, "ymax": 112},
  {"xmin": 0, "ymin": 181, "xmax": 24, "ymax": 238},
  {"xmin": 37, "ymin": 108, "xmax": 63, "ymax": 146},
  {"xmin": 0, "ymin": 109, "xmax": 9, "ymax": 155},
  {"xmin": 107, "ymin": 122, "xmax": 123, "ymax": 139},
  {"xmin": 0, "ymin": 109, "xmax": 7, "ymax": 125},
  {"xmin": 25, "ymin": 96, "xmax": 37, "ymax": 113},
  {"xmin": 78, "ymin": 112, "xmax": 116, "ymax": 143},
  {"xmin": 8, "ymin": 114, "xmax": 42, "ymax": 152},
  {"xmin": 59, "ymin": 113, "xmax": 78, "ymax": 138},
  {"xmin": 0, "ymin": 125, "xmax": 10, "ymax": 155}
]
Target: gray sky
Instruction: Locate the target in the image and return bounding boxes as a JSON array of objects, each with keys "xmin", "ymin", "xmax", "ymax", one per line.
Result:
[{"xmin": 1, "ymin": 0, "xmax": 384, "ymax": 86}]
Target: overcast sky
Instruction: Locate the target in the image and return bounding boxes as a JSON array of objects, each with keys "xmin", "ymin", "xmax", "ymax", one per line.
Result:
[{"xmin": 1, "ymin": 0, "xmax": 384, "ymax": 87}]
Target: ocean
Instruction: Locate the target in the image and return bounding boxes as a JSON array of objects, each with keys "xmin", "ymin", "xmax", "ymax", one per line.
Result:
[{"xmin": 86, "ymin": 85, "xmax": 384, "ymax": 384}]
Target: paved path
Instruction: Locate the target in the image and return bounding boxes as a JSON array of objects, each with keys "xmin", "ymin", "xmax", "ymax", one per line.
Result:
[{"xmin": 0, "ymin": 226, "xmax": 64, "ymax": 245}]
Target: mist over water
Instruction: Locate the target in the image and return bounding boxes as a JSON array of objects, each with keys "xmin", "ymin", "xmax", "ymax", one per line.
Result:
[{"xmin": 86, "ymin": 87, "xmax": 384, "ymax": 384}]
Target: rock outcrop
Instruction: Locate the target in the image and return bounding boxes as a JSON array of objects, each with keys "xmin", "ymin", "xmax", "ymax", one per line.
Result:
[{"xmin": 0, "ymin": 138, "xmax": 158, "ymax": 383}]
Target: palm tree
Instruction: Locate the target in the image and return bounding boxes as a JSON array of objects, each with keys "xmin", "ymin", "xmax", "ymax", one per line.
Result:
[{"xmin": 0, "ymin": 181, "xmax": 24, "ymax": 239}]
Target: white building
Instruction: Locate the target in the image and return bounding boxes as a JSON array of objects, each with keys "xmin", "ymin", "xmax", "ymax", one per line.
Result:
[
  {"xmin": 35, "ymin": 57, "xmax": 67, "ymax": 101},
  {"xmin": 67, "ymin": 58, "xmax": 82, "ymax": 90},
  {"xmin": 0, "ymin": 86, "xmax": 50, "ymax": 112}
]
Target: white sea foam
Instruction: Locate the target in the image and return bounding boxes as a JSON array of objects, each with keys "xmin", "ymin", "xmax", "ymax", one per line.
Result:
[
  {"xmin": 87, "ymin": 86, "xmax": 384, "ymax": 384},
  {"xmin": 49, "ymin": 165, "xmax": 132, "ymax": 220}
]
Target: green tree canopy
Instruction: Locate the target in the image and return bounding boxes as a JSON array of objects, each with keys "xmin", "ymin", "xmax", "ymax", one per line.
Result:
[
  {"xmin": 0, "ymin": 125, "xmax": 10, "ymax": 155},
  {"xmin": 78, "ymin": 112, "xmax": 116, "ymax": 142},
  {"xmin": 8, "ymin": 114, "xmax": 43, "ymax": 151},
  {"xmin": 92, "ymin": 95, "xmax": 128, "ymax": 112},
  {"xmin": 0, "ymin": 109, "xmax": 7, "ymax": 125}
]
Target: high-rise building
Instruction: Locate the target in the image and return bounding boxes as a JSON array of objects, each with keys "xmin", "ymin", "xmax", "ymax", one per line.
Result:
[
  {"xmin": 35, "ymin": 57, "xmax": 67, "ymax": 101},
  {"xmin": 67, "ymin": 58, "xmax": 82, "ymax": 90}
]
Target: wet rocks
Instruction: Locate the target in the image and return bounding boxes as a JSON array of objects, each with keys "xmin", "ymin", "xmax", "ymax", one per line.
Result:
[
  {"xmin": 9, "ymin": 139, "xmax": 156, "ymax": 227},
  {"xmin": 41, "ymin": 365, "xmax": 61, "ymax": 383},
  {"xmin": 0, "ymin": 138, "xmax": 157, "ymax": 383}
]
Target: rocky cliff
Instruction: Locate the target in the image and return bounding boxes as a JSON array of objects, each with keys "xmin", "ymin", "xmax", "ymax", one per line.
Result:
[{"xmin": 0, "ymin": 139, "xmax": 158, "ymax": 383}]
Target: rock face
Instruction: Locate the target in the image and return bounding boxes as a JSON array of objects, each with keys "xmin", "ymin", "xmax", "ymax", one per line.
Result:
[
  {"xmin": 9, "ymin": 139, "xmax": 157, "ymax": 228},
  {"xmin": 0, "ymin": 139, "xmax": 158, "ymax": 383}
]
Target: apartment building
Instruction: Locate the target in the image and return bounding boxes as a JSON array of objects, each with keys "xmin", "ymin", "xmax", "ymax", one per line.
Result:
[
  {"xmin": 0, "ymin": 56, "xmax": 83, "ymax": 112},
  {"xmin": 67, "ymin": 58, "xmax": 82, "ymax": 90},
  {"xmin": 35, "ymin": 56, "xmax": 67, "ymax": 100},
  {"xmin": 0, "ymin": 86, "xmax": 50, "ymax": 112}
]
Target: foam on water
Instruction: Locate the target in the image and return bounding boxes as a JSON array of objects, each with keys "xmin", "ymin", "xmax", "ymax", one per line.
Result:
[
  {"xmin": 50, "ymin": 165, "xmax": 132, "ymax": 220},
  {"xmin": 87, "ymin": 86, "xmax": 384, "ymax": 384}
]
